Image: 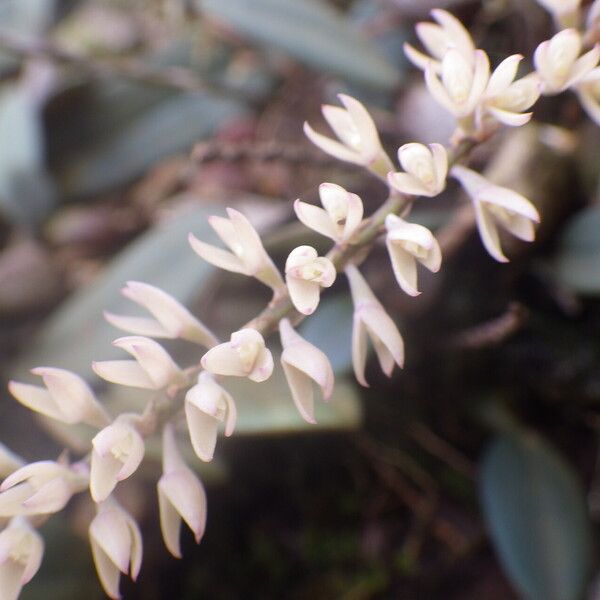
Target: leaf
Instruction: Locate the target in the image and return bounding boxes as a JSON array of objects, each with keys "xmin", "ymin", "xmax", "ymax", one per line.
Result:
[
  {"xmin": 480, "ymin": 430, "xmax": 592, "ymax": 600},
  {"xmin": 61, "ymin": 92, "xmax": 247, "ymax": 198},
  {"xmin": 10, "ymin": 205, "xmax": 218, "ymax": 379},
  {"xmin": 553, "ymin": 206, "xmax": 600, "ymax": 295},
  {"xmin": 199, "ymin": 0, "xmax": 400, "ymax": 90}
]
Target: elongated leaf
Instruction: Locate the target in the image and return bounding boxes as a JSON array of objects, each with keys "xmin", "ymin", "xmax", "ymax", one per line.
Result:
[
  {"xmin": 480, "ymin": 431, "xmax": 592, "ymax": 600},
  {"xmin": 553, "ymin": 206, "xmax": 600, "ymax": 295},
  {"xmin": 200, "ymin": 0, "xmax": 400, "ymax": 90}
]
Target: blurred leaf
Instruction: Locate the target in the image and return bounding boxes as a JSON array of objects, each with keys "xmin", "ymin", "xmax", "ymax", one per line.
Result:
[
  {"xmin": 553, "ymin": 206, "xmax": 600, "ymax": 295},
  {"xmin": 299, "ymin": 294, "xmax": 353, "ymax": 374},
  {"xmin": 61, "ymin": 92, "xmax": 247, "ymax": 198},
  {"xmin": 480, "ymin": 430, "xmax": 592, "ymax": 600},
  {"xmin": 199, "ymin": 0, "xmax": 400, "ymax": 90},
  {"xmin": 10, "ymin": 205, "xmax": 218, "ymax": 379}
]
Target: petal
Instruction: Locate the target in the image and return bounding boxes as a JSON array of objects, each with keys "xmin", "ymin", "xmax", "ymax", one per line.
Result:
[
  {"xmin": 473, "ymin": 201, "xmax": 508, "ymax": 262},
  {"xmin": 21, "ymin": 477, "xmax": 72, "ymax": 514},
  {"xmin": 404, "ymin": 42, "xmax": 438, "ymax": 71},
  {"xmin": 285, "ymin": 245, "xmax": 318, "ymax": 270},
  {"xmin": 294, "ymin": 200, "xmax": 338, "ymax": 241},
  {"xmin": 430, "ymin": 143, "xmax": 448, "ymax": 190},
  {"xmin": 303, "ymin": 122, "xmax": 363, "ymax": 164},
  {"xmin": 577, "ymin": 86, "xmax": 600, "ymax": 125},
  {"xmin": 90, "ymin": 509, "xmax": 131, "ymax": 575},
  {"xmin": 487, "ymin": 106, "xmax": 532, "ymax": 126},
  {"xmin": 185, "ymin": 402, "xmax": 219, "ymax": 462},
  {"xmin": 342, "ymin": 192, "xmax": 364, "ymax": 240},
  {"xmin": 286, "ymin": 277, "xmax": 321, "ymax": 315},
  {"xmin": 465, "ymin": 50, "xmax": 490, "ymax": 115},
  {"xmin": 338, "ymin": 94, "xmax": 381, "ymax": 160},
  {"xmin": 92, "ymin": 360, "xmax": 156, "ymax": 390},
  {"xmin": 227, "ymin": 208, "xmax": 270, "ymax": 275},
  {"xmin": 425, "ymin": 61, "xmax": 458, "ymax": 116},
  {"xmin": 0, "ymin": 484, "xmax": 33, "ymax": 517},
  {"xmin": 387, "ymin": 172, "xmax": 432, "ymax": 197},
  {"xmin": 282, "ymin": 342, "xmax": 334, "ymax": 401},
  {"xmin": 90, "ymin": 540, "xmax": 122, "ymax": 600},
  {"xmin": 565, "ymin": 45, "xmax": 600, "ymax": 88},
  {"xmin": 126, "ymin": 514, "xmax": 143, "ymax": 580},
  {"xmin": 7, "ymin": 382, "xmax": 63, "ymax": 422},
  {"xmin": 248, "ymin": 347, "xmax": 274, "ymax": 383},
  {"xmin": 487, "ymin": 54, "xmax": 522, "ymax": 97},
  {"xmin": 157, "ymin": 485, "xmax": 182, "ymax": 558},
  {"xmin": 0, "ymin": 559, "xmax": 25, "ymax": 600},
  {"xmin": 360, "ymin": 305, "xmax": 405, "ymax": 372},
  {"xmin": 104, "ymin": 313, "xmax": 170, "ymax": 338},
  {"xmin": 90, "ymin": 450, "xmax": 121, "ymax": 502},
  {"xmin": 431, "ymin": 8, "xmax": 475, "ymax": 57},
  {"xmin": 188, "ymin": 234, "xmax": 248, "ymax": 274},
  {"xmin": 281, "ymin": 362, "xmax": 316, "ymax": 424},
  {"xmin": 200, "ymin": 344, "xmax": 246, "ymax": 378},
  {"xmin": 386, "ymin": 241, "xmax": 419, "ymax": 296},
  {"xmin": 416, "ymin": 22, "xmax": 448, "ymax": 60},
  {"xmin": 480, "ymin": 186, "xmax": 540, "ymax": 222},
  {"xmin": 321, "ymin": 104, "xmax": 357, "ymax": 148},
  {"xmin": 352, "ymin": 315, "xmax": 369, "ymax": 388}
]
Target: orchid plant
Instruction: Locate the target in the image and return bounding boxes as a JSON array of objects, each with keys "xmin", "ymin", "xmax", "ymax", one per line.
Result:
[{"xmin": 2, "ymin": 1, "xmax": 600, "ymax": 597}]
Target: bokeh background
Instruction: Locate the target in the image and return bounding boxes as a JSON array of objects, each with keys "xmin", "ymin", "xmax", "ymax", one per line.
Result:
[{"xmin": 0, "ymin": 0, "xmax": 599, "ymax": 598}]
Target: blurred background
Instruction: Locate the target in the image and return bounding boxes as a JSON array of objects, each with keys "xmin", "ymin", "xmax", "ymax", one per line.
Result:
[{"xmin": 1, "ymin": 0, "xmax": 600, "ymax": 598}]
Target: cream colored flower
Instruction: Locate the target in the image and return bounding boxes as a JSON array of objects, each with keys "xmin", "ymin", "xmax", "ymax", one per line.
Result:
[
  {"xmin": 89, "ymin": 498, "xmax": 142, "ymax": 600},
  {"xmin": 189, "ymin": 208, "xmax": 284, "ymax": 294},
  {"xmin": 385, "ymin": 215, "xmax": 442, "ymax": 296},
  {"xmin": 158, "ymin": 424, "xmax": 207, "ymax": 557},
  {"xmin": 576, "ymin": 67, "xmax": 600, "ymax": 124},
  {"xmin": 451, "ymin": 165, "xmax": 540, "ymax": 262},
  {"xmin": 90, "ymin": 418, "xmax": 145, "ymax": 502},
  {"xmin": 0, "ymin": 517, "xmax": 43, "ymax": 600},
  {"xmin": 9, "ymin": 367, "xmax": 110, "ymax": 428},
  {"xmin": 404, "ymin": 8, "xmax": 476, "ymax": 72},
  {"xmin": 185, "ymin": 371, "xmax": 236, "ymax": 462},
  {"xmin": 201, "ymin": 328, "xmax": 273, "ymax": 383},
  {"xmin": 482, "ymin": 55, "xmax": 541, "ymax": 126},
  {"xmin": 534, "ymin": 29, "xmax": 599, "ymax": 94},
  {"xmin": 93, "ymin": 336, "xmax": 183, "ymax": 390},
  {"xmin": 304, "ymin": 94, "xmax": 393, "ymax": 178},
  {"xmin": 279, "ymin": 319, "xmax": 334, "ymax": 424},
  {"xmin": 345, "ymin": 265, "xmax": 404, "ymax": 387},
  {"xmin": 285, "ymin": 246, "xmax": 336, "ymax": 315},
  {"xmin": 294, "ymin": 183, "xmax": 363, "ymax": 244},
  {"xmin": 425, "ymin": 48, "xmax": 490, "ymax": 119},
  {"xmin": 0, "ymin": 460, "xmax": 88, "ymax": 517},
  {"xmin": 387, "ymin": 143, "xmax": 447, "ymax": 197},
  {"xmin": 105, "ymin": 281, "xmax": 218, "ymax": 347}
]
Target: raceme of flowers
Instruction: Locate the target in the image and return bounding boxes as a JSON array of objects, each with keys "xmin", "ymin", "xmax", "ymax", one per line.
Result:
[{"xmin": 6, "ymin": 2, "xmax": 600, "ymax": 596}]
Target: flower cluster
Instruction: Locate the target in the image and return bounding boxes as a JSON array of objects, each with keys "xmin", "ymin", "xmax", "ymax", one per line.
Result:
[{"xmin": 6, "ymin": 3, "xmax": 600, "ymax": 597}]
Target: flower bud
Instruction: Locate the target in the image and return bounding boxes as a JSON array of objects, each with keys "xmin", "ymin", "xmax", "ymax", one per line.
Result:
[
  {"xmin": 294, "ymin": 183, "xmax": 363, "ymax": 244},
  {"xmin": 304, "ymin": 94, "xmax": 393, "ymax": 178},
  {"xmin": 425, "ymin": 48, "xmax": 490, "ymax": 119},
  {"xmin": 201, "ymin": 328, "xmax": 273, "ymax": 383},
  {"xmin": 89, "ymin": 498, "xmax": 142, "ymax": 600},
  {"xmin": 90, "ymin": 418, "xmax": 145, "ymax": 502},
  {"xmin": 185, "ymin": 372, "xmax": 236, "ymax": 462},
  {"xmin": 0, "ymin": 460, "xmax": 88, "ymax": 517},
  {"xmin": 93, "ymin": 336, "xmax": 183, "ymax": 390},
  {"xmin": 9, "ymin": 368, "xmax": 110, "ymax": 428},
  {"xmin": 534, "ymin": 29, "xmax": 599, "ymax": 94},
  {"xmin": 451, "ymin": 165, "xmax": 540, "ymax": 262},
  {"xmin": 189, "ymin": 208, "xmax": 284, "ymax": 294},
  {"xmin": 105, "ymin": 281, "xmax": 218, "ymax": 347},
  {"xmin": 345, "ymin": 265, "xmax": 404, "ymax": 387},
  {"xmin": 385, "ymin": 215, "xmax": 442, "ymax": 296},
  {"xmin": 285, "ymin": 246, "xmax": 336, "ymax": 315},
  {"xmin": 404, "ymin": 8, "xmax": 476, "ymax": 72},
  {"xmin": 0, "ymin": 517, "xmax": 44, "ymax": 600},
  {"xmin": 158, "ymin": 424, "xmax": 207, "ymax": 557},
  {"xmin": 279, "ymin": 319, "xmax": 334, "ymax": 424},
  {"xmin": 387, "ymin": 143, "xmax": 447, "ymax": 197}
]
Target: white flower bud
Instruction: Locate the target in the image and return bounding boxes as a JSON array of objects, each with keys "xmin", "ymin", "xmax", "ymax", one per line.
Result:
[
  {"xmin": 9, "ymin": 368, "xmax": 110, "ymax": 428},
  {"xmin": 285, "ymin": 246, "xmax": 336, "ymax": 315},
  {"xmin": 294, "ymin": 183, "xmax": 363, "ymax": 244},
  {"xmin": 425, "ymin": 49, "xmax": 490, "ymax": 119},
  {"xmin": 189, "ymin": 208, "xmax": 284, "ymax": 294},
  {"xmin": 404, "ymin": 8, "xmax": 476, "ymax": 72},
  {"xmin": 385, "ymin": 215, "xmax": 442, "ymax": 296},
  {"xmin": 0, "ymin": 517, "xmax": 44, "ymax": 600},
  {"xmin": 451, "ymin": 165, "xmax": 540, "ymax": 263},
  {"xmin": 201, "ymin": 328, "xmax": 273, "ymax": 383},
  {"xmin": 534, "ymin": 29, "xmax": 600, "ymax": 94},
  {"xmin": 482, "ymin": 55, "xmax": 541, "ymax": 127},
  {"xmin": 105, "ymin": 281, "xmax": 218, "ymax": 347},
  {"xmin": 158, "ymin": 424, "xmax": 207, "ymax": 557},
  {"xmin": 345, "ymin": 265, "xmax": 404, "ymax": 387},
  {"xmin": 0, "ymin": 460, "xmax": 88, "ymax": 517},
  {"xmin": 90, "ymin": 418, "xmax": 145, "ymax": 502},
  {"xmin": 387, "ymin": 143, "xmax": 448, "ymax": 197},
  {"xmin": 303, "ymin": 94, "xmax": 393, "ymax": 178},
  {"xmin": 93, "ymin": 336, "xmax": 183, "ymax": 390},
  {"xmin": 279, "ymin": 319, "xmax": 334, "ymax": 424},
  {"xmin": 185, "ymin": 371, "xmax": 236, "ymax": 462},
  {"xmin": 89, "ymin": 498, "xmax": 142, "ymax": 600}
]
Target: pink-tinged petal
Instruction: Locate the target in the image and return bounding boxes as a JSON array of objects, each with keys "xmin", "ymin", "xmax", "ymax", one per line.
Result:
[
  {"xmin": 404, "ymin": 42, "xmax": 438, "ymax": 72},
  {"xmin": 104, "ymin": 312, "xmax": 170, "ymax": 338},
  {"xmin": 480, "ymin": 186, "xmax": 540, "ymax": 222},
  {"xmin": 21, "ymin": 477, "xmax": 71, "ymax": 514},
  {"xmin": 492, "ymin": 211, "xmax": 536, "ymax": 242},
  {"xmin": 0, "ymin": 558, "xmax": 24, "ymax": 600},
  {"xmin": 338, "ymin": 94, "xmax": 381, "ymax": 160},
  {"xmin": 303, "ymin": 122, "xmax": 362, "ymax": 164},
  {"xmin": 465, "ymin": 50, "xmax": 490, "ymax": 115},
  {"xmin": 385, "ymin": 215, "xmax": 436, "ymax": 248},
  {"xmin": 486, "ymin": 106, "xmax": 532, "ymax": 126},
  {"xmin": 387, "ymin": 172, "xmax": 431, "ymax": 196},
  {"xmin": 352, "ymin": 316, "xmax": 369, "ymax": 388},
  {"xmin": 90, "ymin": 509, "xmax": 132, "ymax": 574},
  {"xmin": 200, "ymin": 344, "xmax": 245, "ymax": 377},
  {"xmin": 157, "ymin": 485, "xmax": 182, "ymax": 558},
  {"xmin": 285, "ymin": 245, "xmax": 318, "ymax": 269},
  {"xmin": 184, "ymin": 403, "xmax": 219, "ymax": 462},
  {"xmin": 1, "ymin": 462, "xmax": 62, "ymax": 492},
  {"xmin": 430, "ymin": 143, "xmax": 448, "ymax": 189},
  {"xmin": 90, "ymin": 539, "xmax": 122, "ymax": 599},
  {"xmin": 416, "ymin": 22, "xmax": 448, "ymax": 60},
  {"xmin": 7, "ymin": 381, "xmax": 63, "ymax": 422},
  {"xmin": 386, "ymin": 241, "xmax": 419, "ymax": 296},
  {"xmin": 90, "ymin": 449, "xmax": 121, "ymax": 502},
  {"xmin": 430, "ymin": 8, "xmax": 475, "ymax": 57},
  {"xmin": 282, "ymin": 361, "xmax": 316, "ymax": 423},
  {"xmin": 361, "ymin": 306, "xmax": 405, "ymax": 373},
  {"xmin": 425, "ymin": 61, "xmax": 458, "ymax": 115},
  {"xmin": 294, "ymin": 200, "xmax": 338, "ymax": 241},
  {"xmin": 343, "ymin": 192, "xmax": 364, "ymax": 240},
  {"xmin": 207, "ymin": 214, "xmax": 237, "ymax": 249},
  {"xmin": 487, "ymin": 55, "xmax": 522, "ymax": 97},
  {"xmin": 287, "ymin": 277, "xmax": 321, "ymax": 315},
  {"xmin": 223, "ymin": 390, "xmax": 237, "ymax": 436},
  {"xmin": 321, "ymin": 104, "xmax": 357, "ymax": 148},
  {"xmin": 473, "ymin": 201, "xmax": 508, "ymax": 263},
  {"xmin": 249, "ymin": 347, "xmax": 274, "ymax": 383},
  {"xmin": 92, "ymin": 360, "xmax": 156, "ymax": 389},
  {"xmin": 188, "ymin": 234, "xmax": 247, "ymax": 274},
  {"xmin": 566, "ymin": 45, "xmax": 600, "ymax": 88},
  {"xmin": 226, "ymin": 208, "xmax": 268, "ymax": 275},
  {"xmin": 0, "ymin": 484, "xmax": 32, "ymax": 517},
  {"xmin": 127, "ymin": 517, "xmax": 143, "ymax": 581}
]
